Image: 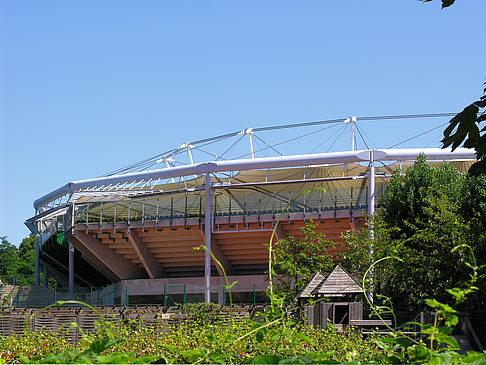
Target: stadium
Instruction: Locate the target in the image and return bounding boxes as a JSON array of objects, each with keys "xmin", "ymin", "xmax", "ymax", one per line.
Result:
[{"xmin": 25, "ymin": 114, "xmax": 476, "ymax": 305}]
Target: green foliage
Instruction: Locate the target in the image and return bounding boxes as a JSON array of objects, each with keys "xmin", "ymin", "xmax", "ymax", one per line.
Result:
[
  {"xmin": 380, "ymin": 157, "xmax": 486, "ymax": 310},
  {"xmin": 381, "ymin": 154, "xmax": 463, "ymax": 232},
  {"xmin": 442, "ymin": 83, "xmax": 486, "ymax": 176},
  {"xmin": 273, "ymin": 219, "xmax": 334, "ymax": 298},
  {"xmin": 340, "ymin": 218, "xmax": 399, "ymax": 297},
  {"xmin": 0, "ymin": 314, "xmax": 384, "ymax": 364},
  {"xmin": 182, "ymin": 302, "xmax": 225, "ymax": 325},
  {"xmin": 16, "ymin": 235, "xmax": 36, "ymax": 286},
  {"xmin": 342, "ymin": 155, "xmax": 486, "ymax": 310},
  {"xmin": 0, "ymin": 236, "xmax": 20, "ymax": 283},
  {"xmin": 459, "ymin": 173, "xmax": 486, "ymax": 243},
  {"xmin": 384, "ymin": 189, "xmax": 472, "ymax": 309},
  {"xmin": 0, "ymin": 329, "xmax": 71, "ymax": 363},
  {"xmin": 362, "ymin": 244, "xmax": 485, "ymax": 364},
  {"xmin": 0, "ymin": 234, "xmax": 36, "ymax": 286}
]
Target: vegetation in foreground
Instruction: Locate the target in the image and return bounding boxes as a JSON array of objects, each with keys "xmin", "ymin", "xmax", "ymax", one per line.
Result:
[
  {"xmin": 0, "ymin": 235, "xmax": 36, "ymax": 287},
  {"xmin": 0, "ymin": 257, "xmax": 485, "ymax": 365},
  {"xmin": 0, "ymin": 316, "xmax": 385, "ymax": 364}
]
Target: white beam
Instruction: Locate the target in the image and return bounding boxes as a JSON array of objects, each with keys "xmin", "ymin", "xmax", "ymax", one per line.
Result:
[{"xmin": 34, "ymin": 148, "xmax": 476, "ymax": 210}]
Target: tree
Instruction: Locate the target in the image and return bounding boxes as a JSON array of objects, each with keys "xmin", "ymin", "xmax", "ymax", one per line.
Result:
[
  {"xmin": 382, "ymin": 188, "xmax": 473, "ymax": 310},
  {"xmin": 459, "ymin": 173, "xmax": 486, "ymax": 234},
  {"xmin": 15, "ymin": 234, "xmax": 36, "ymax": 286},
  {"xmin": 273, "ymin": 219, "xmax": 335, "ymax": 299},
  {"xmin": 380, "ymin": 154, "xmax": 463, "ymax": 235},
  {"xmin": 340, "ymin": 218, "xmax": 399, "ymax": 299},
  {"xmin": 0, "ymin": 236, "xmax": 20, "ymax": 284},
  {"xmin": 0, "ymin": 234, "xmax": 36, "ymax": 286},
  {"xmin": 341, "ymin": 155, "xmax": 486, "ymax": 311}
]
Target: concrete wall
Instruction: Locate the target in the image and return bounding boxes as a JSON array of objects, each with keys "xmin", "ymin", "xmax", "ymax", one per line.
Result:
[{"xmin": 117, "ymin": 274, "xmax": 267, "ymax": 305}]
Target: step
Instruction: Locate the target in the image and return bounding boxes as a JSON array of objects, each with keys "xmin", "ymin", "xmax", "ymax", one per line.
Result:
[
  {"xmin": 3, "ymin": 286, "xmax": 90, "ymax": 307},
  {"xmin": 1, "ymin": 285, "xmax": 18, "ymax": 299},
  {"xmin": 17, "ymin": 287, "xmax": 56, "ymax": 307}
]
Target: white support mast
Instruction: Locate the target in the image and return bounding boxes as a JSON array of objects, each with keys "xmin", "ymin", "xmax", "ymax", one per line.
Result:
[
  {"xmin": 164, "ymin": 158, "xmax": 176, "ymax": 183},
  {"xmin": 345, "ymin": 116, "xmax": 357, "ymax": 151},
  {"xmin": 367, "ymin": 149, "xmax": 375, "ymax": 303},
  {"xmin": 186, "ymin": 144, "xmax": 195, "ymax": 165},
  {"xmin": 182, "ymin": 142, "xmax": 197, "ymax": 179},
  {"xmin": 246, "ymin": 128, "xmax": 255, "ymax": 159}
]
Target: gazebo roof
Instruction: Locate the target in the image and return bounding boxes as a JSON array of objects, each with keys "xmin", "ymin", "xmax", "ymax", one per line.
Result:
[
  {"xmin": 298, "ymin": 264, "xmax": 363, "ymax": 298},
  {"xmin": 314, "ymin": 264, "xmax": 363, "ymax": 295},
  {"xmin": 298, "ymin": 271, "xmax": 326, "ymax": 298}
]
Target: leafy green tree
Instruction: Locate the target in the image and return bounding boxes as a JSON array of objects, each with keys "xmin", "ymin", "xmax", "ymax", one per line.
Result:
[
  {"xmin": 380, "ymin": 154, "xmax": 463, "ymax": 236},
  {"xmin": 340, "ymin": 218, "xmax": 399, "ymax": 298},
  {"xmin": 273, "ymin": 219, "xmax": 335, "ymax": 299},
  {"xmin": 341, "ymin": 156, "xmax": 486, "ymax": 311},
  {"xmin": 459, "ymin": 174, "xmax": 486, "ymax": 235},
  {"xmin": 0, "ymin": 234, "xmax": 36, "ymax": 286},
  {"xmin": 382, "ymin": 189, "xmax": 472, "ymax": 310},
  {"xmin": 0, "ymin": 236, "xmax": 20, "ymax": 284},
  {"xmin": 15, "ymin": 234, "xmax": 36, "ymax": 286}
]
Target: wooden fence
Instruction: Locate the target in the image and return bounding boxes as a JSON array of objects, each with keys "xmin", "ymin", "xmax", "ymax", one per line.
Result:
[
  {"xmin": 0, "ymin": 305, "xmax": 254, "ymax": 343},
  {"xmin": 1, "ymin": 305, "xmax": 483, "ymax": 351}
]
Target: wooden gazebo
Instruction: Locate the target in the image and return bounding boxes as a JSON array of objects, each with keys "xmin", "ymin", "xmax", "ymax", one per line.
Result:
[{"xmin": 299, "ymin": 264, "xmax": 364, "ymax": 329}]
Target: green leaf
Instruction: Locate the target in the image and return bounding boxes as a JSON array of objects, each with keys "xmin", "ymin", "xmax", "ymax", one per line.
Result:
[
  {"xmin": 255, "ymin": 329, "xmax": 264, "ymax": 343},
  {"xmin": 407, "ymin": 343, "xmax": 430, "ymax": 360},
  {"xmin": 85, "ymin": 337, "xmax": 119, "ymax": 355},
  {"xmin": 244, "ymin": 354, "xmax": 281, "ymax": 364},
  {"xmin": 434, "ymin": 331, "xmax": 459, "ymax": 349}
]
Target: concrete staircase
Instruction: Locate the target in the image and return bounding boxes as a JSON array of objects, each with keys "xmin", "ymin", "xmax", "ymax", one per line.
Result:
[
  {"xmin": 1, "ymin": 285, "xmax": 92, "ymax": 307},
  {"xmin": 1, "ymin": 285, "xmax": 55, "ymax": 307},
  {"xmin": 1, "ymin": 285, "xmax": 17, "ymax": 306}
]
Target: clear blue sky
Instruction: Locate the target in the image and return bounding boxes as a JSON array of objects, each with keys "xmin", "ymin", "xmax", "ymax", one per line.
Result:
[{"xmin": 1, "ymin": 0, "xmax": 484, "ymax": 246}]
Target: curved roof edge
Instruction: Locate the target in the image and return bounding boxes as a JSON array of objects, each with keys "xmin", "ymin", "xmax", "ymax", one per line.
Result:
[{"xmin": 34, "ymin": 148, "xmax": 476, "ymax": 210}]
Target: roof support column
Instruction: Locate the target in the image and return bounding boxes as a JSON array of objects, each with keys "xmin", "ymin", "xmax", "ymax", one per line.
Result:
[
  {"xmin": 186, "ymin": 143, "xmax": 195, "ymax": 165},
  {"xmin": 351, "ymin": 117, "xmax": 356, "ymax": 151},
  {"xmin": 69, "ymin": 241, "xmax": 74, "ymax": 298},
  {"xmin": 344, "ymin": 116, "xmax": 357, "ymax": 151},
  {"xmin": 246, "ymin": 128, "xmax": 255, "ymax": 159},
  {"xmin": 368, "ymin": 150, "xmax": 375, "ymax": 234},
  {"xmin": 204, "ymin": 172, "xmax": 212, "ymax": 304},
  {"xmin": 34, "ymin": 221, "xmax": 40, "ymax": 286},
  {"xmin": 367, "ymin": 150, "xmax": 375, "ymax": 304}
]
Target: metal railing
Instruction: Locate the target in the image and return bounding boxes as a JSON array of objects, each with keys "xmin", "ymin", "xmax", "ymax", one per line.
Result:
[{"xmin": 72, "ymin": 184, "xmax": 387, "ymax": 226}]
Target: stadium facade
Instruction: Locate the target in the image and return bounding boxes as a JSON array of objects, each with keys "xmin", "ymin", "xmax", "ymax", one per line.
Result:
[{"xmin": 25, "ymin": 118, "xmax": 476, "ymax": 305}]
